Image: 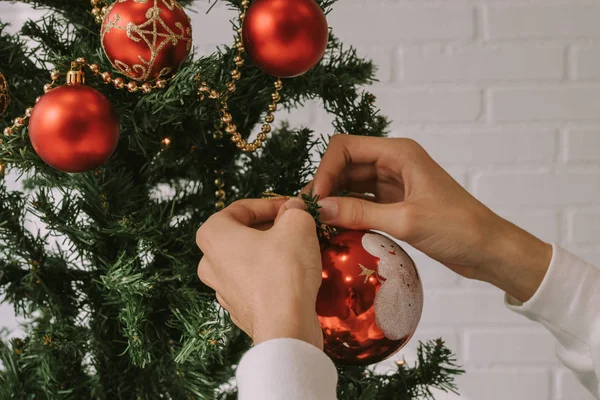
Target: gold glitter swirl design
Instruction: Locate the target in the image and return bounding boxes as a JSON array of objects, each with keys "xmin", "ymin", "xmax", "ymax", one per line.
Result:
[
  {"xmin": 0, "ymin": 72, "xmax": 10, "ymax": 116},
  {"xmin": 101, "ymin": 0, "xmax": 192, "ymax": 82}
]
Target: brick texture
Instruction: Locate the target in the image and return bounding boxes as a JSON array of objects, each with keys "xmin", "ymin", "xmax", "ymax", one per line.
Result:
[
  {"xmin": 465, "ymin": 329, "xmax": 558, "ymax": 365},
  {"xmin": 457, "ymin": 369, "xmax": 551, "ymax": 400},
  {"xmin": 564, "ymin": 129, "xmax": 600, "ymax": 163},
  {"xmin": 485, "ymin": 5, "xmax": 600, "ymax": 40},
  {"xmin": 490, "ymin": 87, "xmax": 600, "ymax": 122},
  {"xmin": 401, "ymin": 44, "xmax": 564, "ymax": 83},
  {"xmin": 573, "ymin": 46, "xmax": 600, "ymax": 80},
  {"xmin": 474, "ymin": 172, "xmax": 600, "ymax": 207}
]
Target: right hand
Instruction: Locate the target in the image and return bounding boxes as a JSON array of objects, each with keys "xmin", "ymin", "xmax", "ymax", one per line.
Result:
[{"xmin": 310, "ymin": 134, "xmax": 552, "ymax": 302}]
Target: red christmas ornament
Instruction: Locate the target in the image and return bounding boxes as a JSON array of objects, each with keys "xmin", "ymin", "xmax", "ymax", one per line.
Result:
[
  {"xmin": 242, "ymin": 0, "xmax": 329, "ymax": 78},
  {"xmin": 28, "ymin": 83, "xmax": 120, "ymax": 173},
  {"xmin": 101, "ymin": 0, "xmax": 192, "ymax": 82},
  {"xmin": 0, "ymin": 72, "xmax": 9, "ymax": 116},
  {"xmin": 317, "ymin": 230, "xmax": 423, "ymax": 366}
]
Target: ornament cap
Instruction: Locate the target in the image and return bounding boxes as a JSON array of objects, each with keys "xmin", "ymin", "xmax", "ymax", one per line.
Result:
[{"xmin": 66, "ymin": 69, "xmax": 85, "ymax": 85}]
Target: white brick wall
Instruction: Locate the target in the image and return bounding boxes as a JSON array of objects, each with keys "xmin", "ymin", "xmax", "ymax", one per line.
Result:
[
  {"xmin": 2, "ymin": 1, "xmax": 600, "ymax": 399},
  {"xmin": 401, "ymin": 44, "xmax": 564, "ymax": 82},
  {"xmin": 574, "ymin": 46, "xmax": 600, "ymax": 80},
  {"xmin": 484, "ymin": 5, "xmax": 600, "ymax": 40}
]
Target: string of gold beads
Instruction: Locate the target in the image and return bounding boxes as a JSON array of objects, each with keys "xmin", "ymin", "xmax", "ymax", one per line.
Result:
[
  {"xmin": 196, "ymin": 0, "xmax": 283, "ymax": 153},
  {"xmin": 214, "ymin": 171, "xmax": 226, "ymax": 210},
  {"xmin": 76, "ymin": 58, "xmax": 168, "ymax": 93},
  {"xmin": 1, "ymin": 67, "xmax": 57, "ymax": 138},
  {"xmin": 91, "ymin": 0, "xmax": 109, "ymax": 24},
  {"xmin": 3, "ymin": 58, "xmax": 169, "ymax": 153},
  {"xmin": 3, "ymin": 105, "xmax": 34, "ymax": 139},
  {"xmin": 218, "ymin": 78, "xmax": 282, "ymax": 153},
  {"xmin": 211, "ymin": 129, "xmax": 227, "ymax": 210},
  {"xmin": 4, "ymin": 58, "xmax": 167, "ymax": 138},
  {"xmin": 196, "ymin": 0, "xmax": 248, "ymax": 103}
]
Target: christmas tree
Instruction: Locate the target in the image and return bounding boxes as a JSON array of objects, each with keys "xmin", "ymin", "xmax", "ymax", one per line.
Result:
[{"xmin": 0, "ymin": 0, "xmax": 462, "ymax": 398}]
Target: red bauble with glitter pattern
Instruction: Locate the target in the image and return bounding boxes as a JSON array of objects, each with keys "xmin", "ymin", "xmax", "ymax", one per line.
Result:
[
  {"xmin": 242, "ymin": 0, "xmax": 329, "ymax": 78},
  {"xmin": 101, "ymin": 0, "xmax": 192, "ymax": 82},
  {"xmin": 317, "ymin": 230, "xmax": 423, "ymax": 366},
  {"xmin": 28, "ymin": 83, "xmax": 120, "ymax": 173}
]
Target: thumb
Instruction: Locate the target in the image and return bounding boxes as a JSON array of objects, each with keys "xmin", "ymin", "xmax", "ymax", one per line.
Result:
[
  {"xmin": 274, "ymin": 197, "xmax": 306, "ymax": 225},
  {"xmin": 274, "ymin": 199, "xmax": 316, "ymax": 234},
  {"xmin": 317, "ymin": 197, "xmax": 411, "ymax": 239}
]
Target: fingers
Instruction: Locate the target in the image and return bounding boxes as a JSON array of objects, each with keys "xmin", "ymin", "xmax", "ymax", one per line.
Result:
[
  {"xmin": 216, "ymin": 292, "xmax": 230, "ymax": 310},
  {"xmin": 312, "ymin": 134, "xmax": 385, "ymax": 197},
  {"xmin": 197, "ymin": 257, "xmax": 216, "ymax": 289},
  {"xmin": 220, "ymin": 198, "xmax": 285, "ymax": 227},
  {"xmin": 316, "ymin": 196, "xmax": 415, "ymax": 240},
  {"xmin": 303, "ymin": 164, "xmax": 378, "ymax": 199},
  {"xmin": 201, "ymin": 263, "xmax": 245, "ymax": 329},
  {"xmin": 274, "ymin": 199, "xmax": 316, "ymax": 234},
  {"xmin": 313, "ymin": 135, "xmax": 427, "ymax": 198},
  {"xmin": 276, "ymin": 209, "xmax": 317, "ymax": 234},
  {"xmin": 300, "ymin": 181, "xmax": 314, "ymax": 196},
  {"xmin": 252, "ymin": 221, "xmax": 274, "ymax": 231},
  {"xmin": 196, "ymin": 198, "xmax": 285, "ymax": 246},
  {"xmin": 217, "ymin": 293, "xmax": 249, "ymax": 335},
  {"xmin": 274, "ymin": 197, "xmax": 306, "ymax": 224},
  {"xmin": 326, "ymin": 163, "xmax": 380, "ymax": 196},
  {"xmin": 345, "ymin": 192, "xmax": 377, "ymax": 202}
]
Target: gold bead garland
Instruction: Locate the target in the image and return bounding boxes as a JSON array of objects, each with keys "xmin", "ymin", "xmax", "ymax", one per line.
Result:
[
  {"xmin": 211, "ymin": 129, "xmax": 227, "ymax": 210},
  {"xmin": 1, "ymin": 57, "xmax": 170, "ymax": 178},
  {"xmin": 197, "ymin": 0, "xmax": 283, "ymax": 154},
  {"xmin": 3, "ymin": 103, "xmax": 35, "ymax": 138},
  {"xmin": 3, "ymin": 58, "xmax": 167, "ymax": 140},
  {"xmin": 90, "ymin": 0, "xmax": 109, "ymax": 24},
  {"xmin": 77, "ymin": 58, "xmax": 168, "ymax": 93},
  {"xmin": 0, "ymin": 71, "xmax": 9, "ymax": 117},
  {"xmin": 214, "ymin": 172, "xmax": 226, "ymax": 210}
]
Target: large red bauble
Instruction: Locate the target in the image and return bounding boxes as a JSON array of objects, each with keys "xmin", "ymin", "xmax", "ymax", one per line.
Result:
[
  {"xmin": 101, "ymin": 0, "xmax": 192, "ymax": 82},
  {"xmin": 28, "ymin": 84, "xmax": 120, "ymax": 173},
  {"xmin": 242, "ymin": 0, "xmax": 329, "ymax": 78},
  {"xmin": 317, "ymin": 230, "xmax": 423, "ymax": 366}
]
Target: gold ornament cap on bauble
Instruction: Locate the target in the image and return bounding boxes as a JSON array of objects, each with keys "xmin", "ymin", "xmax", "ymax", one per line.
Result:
[{"xmin": 0, "ymin": 72, "xmax": 10, "ymax": 116}]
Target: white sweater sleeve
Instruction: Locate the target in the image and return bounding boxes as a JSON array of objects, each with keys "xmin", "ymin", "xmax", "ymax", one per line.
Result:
[
  {"xmin": 506, "ymin": 244, "xmax": 600, "ymax": 398},
  {"xmin": 236, "ymin": 338, "xmax": 338, "ymax": 400}
]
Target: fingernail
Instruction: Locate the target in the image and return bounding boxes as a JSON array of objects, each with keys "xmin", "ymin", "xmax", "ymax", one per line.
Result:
[
  {"xmin": 283, "ymin": 197, "xmax": 305, "ymax": 211},
  {"xmin": 317, "ymin": 199, "xmax": 338, "ymax": 221}
]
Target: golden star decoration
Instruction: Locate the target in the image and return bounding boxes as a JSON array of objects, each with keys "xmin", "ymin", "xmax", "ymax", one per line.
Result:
[{"xmin": 358, "ymin": 263, "xmax": 376, "ymax": 283}]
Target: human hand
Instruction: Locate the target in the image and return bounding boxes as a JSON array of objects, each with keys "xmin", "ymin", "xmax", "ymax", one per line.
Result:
[
  {"xmin": 310, "ymin": 134, "xmax": 552, "ymax": 302},
  {"xmin": 196, "ymin": 198, "xmax": 324, "ymax": 348}
]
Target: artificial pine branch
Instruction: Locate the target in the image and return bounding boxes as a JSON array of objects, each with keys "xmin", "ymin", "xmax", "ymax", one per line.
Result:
[{"xmin": 337, "ymin": 339, "xmax": 464, "ymax": 400}]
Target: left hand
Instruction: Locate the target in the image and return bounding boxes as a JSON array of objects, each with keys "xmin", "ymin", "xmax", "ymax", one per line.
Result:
[{"xmin": 196, "ymin": 198, "xmax": 324, "ymax": 349}]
